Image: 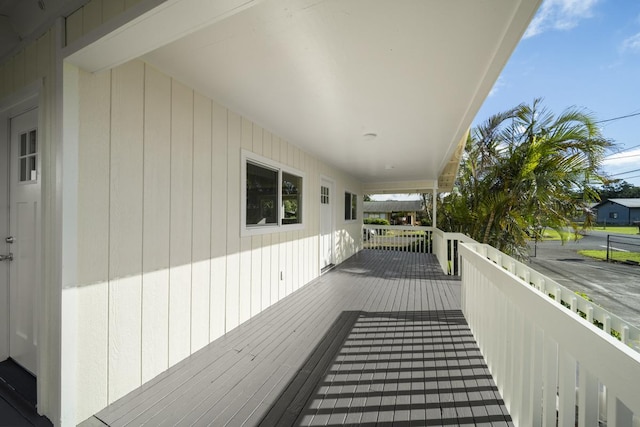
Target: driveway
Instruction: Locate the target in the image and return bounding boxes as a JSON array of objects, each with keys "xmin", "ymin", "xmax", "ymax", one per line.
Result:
[{"xmin": 527, "ymin": 230, "xmax": 640, "ymax": 329}]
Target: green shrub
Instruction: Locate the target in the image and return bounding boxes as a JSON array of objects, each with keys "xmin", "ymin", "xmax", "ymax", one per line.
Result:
[{"xmin": 364, "ymin": 218, "xmax": 390, "ymax": 225}]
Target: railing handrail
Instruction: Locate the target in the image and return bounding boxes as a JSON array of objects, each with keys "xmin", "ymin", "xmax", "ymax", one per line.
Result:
[
  {"xmin": 362, "ymin": 224, "xmax": 434, "ymax": 254},
  {"xmin": 362, "ymin": 224, "xmax": 433, "ymax": 231},
  {"xmin": 470, "ymin": 241, "xmax": 640, "ymax": 351},
  {"xmin": 460, "ymin": 242, "xmax": 640, "ymax": 424}
]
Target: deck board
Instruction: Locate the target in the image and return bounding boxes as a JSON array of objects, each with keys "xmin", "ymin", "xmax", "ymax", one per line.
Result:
[{"xmin": 83, "ymin": 250, "xmax": 511, "ymax": 426}]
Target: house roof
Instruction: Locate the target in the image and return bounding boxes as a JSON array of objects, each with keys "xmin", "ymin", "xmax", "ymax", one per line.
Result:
[
  {"xmin": 595, "ymin": 198, "xmax": 640, "ymax": 209},
  {"xmin": 364, "ymin": 200, "xmax": 423, "ymax": 213}
]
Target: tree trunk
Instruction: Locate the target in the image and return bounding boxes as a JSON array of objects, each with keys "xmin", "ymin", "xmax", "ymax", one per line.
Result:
[{"xmin": 482, "ymin": 209, "xmax": 496, "ymax": 244}]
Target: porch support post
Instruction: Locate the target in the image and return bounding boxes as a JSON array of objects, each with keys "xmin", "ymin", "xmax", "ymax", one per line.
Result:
[{"xmin": 432, "ymin": 185, "xmax": 437, "ymax": 228}]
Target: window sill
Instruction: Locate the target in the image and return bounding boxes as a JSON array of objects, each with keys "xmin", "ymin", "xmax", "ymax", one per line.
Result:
[{"xmin": 241, "ymin": 223, "xmax": 305, "ymax": 237}]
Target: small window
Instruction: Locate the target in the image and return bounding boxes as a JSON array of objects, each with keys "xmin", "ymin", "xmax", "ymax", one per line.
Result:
[
  {"xmin": 321, "ymin": 186, "xmax": 329, "ymax": 204},
  {"xmin": 282, "ymin": 171, "xmax": 302, "ymax": 225},
  {"xmin": 242, "ymin": 151, "xmax": 305, "ymax": 235},
  {"xmin": 344, "ymin": 192, "xmax": 357, "ymax": 221},
  {"xmin": 19, "ymin": 129, "xmax": 37, "ymax": 182},
  {"xmin": 609, "ymin": 212, "xmax": 618, "ymax": 219}
]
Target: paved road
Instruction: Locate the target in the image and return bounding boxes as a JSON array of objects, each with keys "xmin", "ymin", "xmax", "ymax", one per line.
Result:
[{"xmin": 527, "ymin": 230, "xmax": 640, "ymax": 329}]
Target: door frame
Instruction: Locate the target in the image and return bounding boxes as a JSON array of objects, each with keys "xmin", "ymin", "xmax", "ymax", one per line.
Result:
[
  {"xmin": 319, "ymin": 175, "xmax": 335, "ymax": 272},
  {"xmin": 0, "ymin": 81, "xmax": 42, "ymax": 365}
]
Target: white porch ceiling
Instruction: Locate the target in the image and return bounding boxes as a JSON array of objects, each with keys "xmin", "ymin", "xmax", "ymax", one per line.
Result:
[
  {"xmin": 66, "ymin": 0, "xmax": 541, "ymax": 193},
  {"xmin": 0, "ymin": 0, "xmax": 91, "ymax": 59}
]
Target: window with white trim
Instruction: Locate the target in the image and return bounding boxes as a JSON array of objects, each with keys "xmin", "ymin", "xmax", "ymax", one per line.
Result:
[
  {"xmin": 344, "ymin": 191, "xmax": 357, "ymax": 221},
  {"xmin": 242, "ymin": 151, "xmax": 304, "ymax": 235}
]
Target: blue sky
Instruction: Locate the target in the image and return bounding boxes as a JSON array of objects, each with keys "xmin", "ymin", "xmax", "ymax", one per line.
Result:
[
  {"xmin": 373, "ymin": 0, "xmax": 640, "ymax": 201},
  {"xmin": 475, "ymin": 0, "xmax": 640, "ymax": 187}
]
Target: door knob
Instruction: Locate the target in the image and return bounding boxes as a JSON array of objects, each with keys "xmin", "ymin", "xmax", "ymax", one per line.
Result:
[
  {"xmin": 0, "ymin": 253, "xmax": 13, "ymax": 262},
  {"xmin": 5, "ymin": 236, "xmax": 14, "ymax": 244}
]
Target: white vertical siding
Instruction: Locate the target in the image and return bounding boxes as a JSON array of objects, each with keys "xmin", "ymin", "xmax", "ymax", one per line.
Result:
[
  {"xmin": 69, "ymin": 59, "xmax": 363, "ymax": 423},
  {"xmin": 141, "ymin": 65, "xmax": 171, "ymax": 383},
  {"xmin": 210, "ymin": 101, "xmax": 228, "ymax": 341},
  {"xmin": 191, "ymin": 93, "xmax": 212, "ymax": 353},
  {"xmin": 107, "ymin": 60, "xmax": 144, "ymax": 402},
  {"xmin": 239, "ymin": 117, "xmax": 253, "ymax": 324},
  {"xmin": 225, "ymin": 111, "xmax": 241, "ymax": 331},
  {"xmin": 168, "ymin": 80, "xmax": 193, "ymax": 366},
  {"xmin": 76, "ymin": 67, "xmax": 110, "ymax": 417}
]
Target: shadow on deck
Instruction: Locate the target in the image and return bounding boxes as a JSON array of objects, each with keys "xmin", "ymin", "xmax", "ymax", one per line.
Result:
[
  {"xmin": 82, "ymin": 250, "xmax": 511, "ymax": 426},
  {"xmin": 261, "ymin": 310, "xmax": 510, "ymax": 426}
]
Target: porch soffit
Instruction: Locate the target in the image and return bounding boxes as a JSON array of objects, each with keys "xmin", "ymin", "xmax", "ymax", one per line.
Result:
[{"xmin": 65, "ymin": 0, "xmax": 541, "ymax": 186}]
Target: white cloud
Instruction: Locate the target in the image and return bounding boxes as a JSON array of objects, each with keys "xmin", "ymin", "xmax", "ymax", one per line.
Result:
[
  {"xmin": 603, "ymin": 148, "xmax": 640, "ymax": 167},
  {"xmin": 524, "ymin": 0, "xmax": 599, "ymax": 39},
  {"xmin": 488, "ymin": 76, "xmax": 505, "ymax": 97},
  {"xmin": 621, "ymin": 32, "xmax": 640, "ymax": 53}
]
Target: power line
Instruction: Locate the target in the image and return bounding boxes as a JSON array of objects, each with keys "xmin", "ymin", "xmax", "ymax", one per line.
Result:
[
  {"xmin": 605, "ymin": 152, "xmax": 640, "ymax": 161},
  {"xmin": 606, "ymin": 143, "xmax": 640, "ymax": 153},
  {"xmin": 609, "ymin": 168, "xmax": 640, "ymax": 177},
  {"xmin": 596, "ymin": 111, "xmax": 640, "ymax": 124},
  {"xmin": 616, "ymin": 174, "xmax": 640, "ymax": 181}
]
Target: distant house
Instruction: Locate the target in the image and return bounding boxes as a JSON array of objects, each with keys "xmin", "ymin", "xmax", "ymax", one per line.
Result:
[
  {"xmin": 593, "ymin": 198, "xmax": 640, "ymax": 225},
  {"xmin": 364, "ymin": 200, "xmax": 424, "ymax": 225}
]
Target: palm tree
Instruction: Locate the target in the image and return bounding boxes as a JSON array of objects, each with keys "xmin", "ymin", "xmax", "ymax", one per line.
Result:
[{"xmin": 440, "ymin": 99, "xmax": 611, "ymax": 259}]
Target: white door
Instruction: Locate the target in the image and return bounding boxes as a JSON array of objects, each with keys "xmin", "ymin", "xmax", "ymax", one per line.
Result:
[
  {"xmin": 320, "ymin": 178, "xmax": 334, "ymax": 270},
  {"xmin": 7, "ymin": 108, "xmax": 40, "ymax": 375}
]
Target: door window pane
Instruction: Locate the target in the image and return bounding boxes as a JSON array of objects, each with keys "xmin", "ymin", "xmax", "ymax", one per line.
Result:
[
  {"xmin": 18, "ymin": 130, "xmax": 38, "ymax": 183},
  {"xmin": 29, "ymin": 130, "xmax": 37, "ymax": 154}
]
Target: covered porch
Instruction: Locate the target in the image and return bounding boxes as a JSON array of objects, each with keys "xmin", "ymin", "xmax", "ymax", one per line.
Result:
[{"xmin": 80, "ymin": 250, "xmax": 510, "ymax": 426}]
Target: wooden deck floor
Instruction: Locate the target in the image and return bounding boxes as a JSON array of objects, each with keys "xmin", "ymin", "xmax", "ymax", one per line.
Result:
[{"xmin": 82, "ymin": 250, "xmax": 512, "ymax": 426}]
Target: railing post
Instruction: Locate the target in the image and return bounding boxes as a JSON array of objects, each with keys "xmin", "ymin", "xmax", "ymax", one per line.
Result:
[
  {"xmin": 543, "ymin": 337, "xmax": 559, "ymax": 427},
  {"xmin": 586, "ymin": 306, "xmax": 594, "ymax": 323},
  {"xmin": 607, "ymin": 394, "xmax": 634, "ymax": 426},
  {"xmin": 622, "ymin": 325, "xmax": 630, "ymax": 345},
  {"xmin": 578, "ymin": 363, "xmax": 599, "ymax": 426}
]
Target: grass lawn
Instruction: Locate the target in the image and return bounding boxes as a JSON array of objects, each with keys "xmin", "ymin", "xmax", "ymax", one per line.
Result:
[
  {"xmin": 578, "ymin": 249, "xmax": 640, "ymax": 263},
  {"xmin": 532, "ymin": 229, "xmax": 583, "ymax": 241},
  {"xmin": 590, "ymin": 225, "xmax": 640, "ymax": 235}
]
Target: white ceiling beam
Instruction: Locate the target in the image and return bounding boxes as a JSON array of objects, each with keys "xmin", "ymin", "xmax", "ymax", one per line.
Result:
[
  {"xmin": 363, "ymin": 180, "xmax": 437, "ymax": 195},
  {"xmin": 63, "ymin": 0, "xmax": 265, "ymax": 72}
]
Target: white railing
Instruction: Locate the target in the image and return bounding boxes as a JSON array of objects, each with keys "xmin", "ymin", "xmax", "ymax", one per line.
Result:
[
  {"xmin": 361, "ymin": 225, "xmax": 474, "ymax": 274},
  {"xmin": 362, "ymin": 224, "xmax": 433, "ymax": 254},
  {"xmin": 363, "ymin": 226, "xmax": 640, "ymax": 424},
  {"xmin": 460, "ymin": 242, "xmax": 640, "ymax": 426},
  {"xmin": 432, "ymin": 228, "xmax": 476, "ymax": 275}
]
